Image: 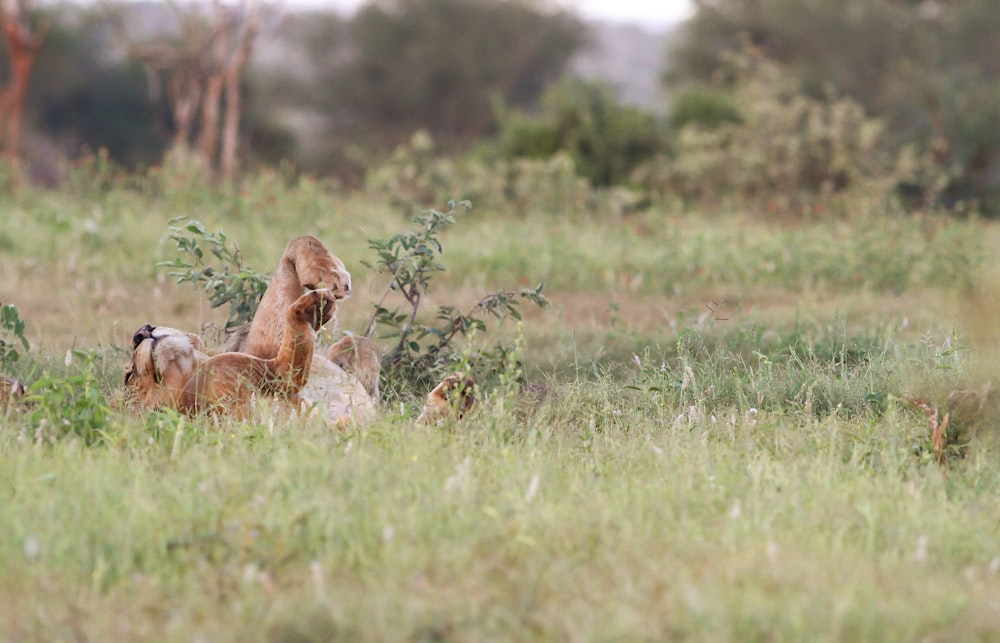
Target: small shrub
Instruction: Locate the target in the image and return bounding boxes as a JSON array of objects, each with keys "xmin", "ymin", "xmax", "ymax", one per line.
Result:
[
  {"xmin": 669, "ymin": 85, "xmax": 742, "ymax": 130},
  {"xmin": 0, "ymin": 302, "xmax": 30, "ymax": 369},
  {"xmin": 362, "ymin": 200, "xmax": 549, "ymax": 396},
  {"xmin": 26, "ymin": 351, "xmax": 113, "ymax": 445},
  {"xmin": 639, "ymin": 51, "xmax": 898, "ymax": 215},
  {"xmin": 158, "ymin": 217, "xmax": 270, "ymax": 334},
  {"xmin": 365, "ymin": 131, "xmax": 645, "ymax": 219}
]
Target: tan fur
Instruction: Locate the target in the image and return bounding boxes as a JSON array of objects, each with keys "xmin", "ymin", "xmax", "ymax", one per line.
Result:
[
  {"xmin": 0, "ymin": 373, "xmax": 25, "ymax": 409},
  {"xmin": 326, "ymin": 335, "xmax": 381, "ymax": 403},
  {"xmin": 178, "ymin": 289, "xmax": 335, "ymax": 416},
  {"xmin": 124, "ymin": 325, "xmax": 209, "ymax": 411},
  {"xmin": 417, "ymin": 373, "xmax": 476, "ymax": 425},
  {"xmin": 227, "ymin": 236, "xmax": 351, "ymax": 358},
  {"xmin": 125, "ymin": 290, "xmax": 335, "ymax": 417},
  {"xmin": 298, "ymin": 357, "xmax": 374, "ymax": 425}
]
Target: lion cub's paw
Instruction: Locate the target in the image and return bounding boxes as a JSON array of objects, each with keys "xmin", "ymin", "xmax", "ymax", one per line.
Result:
[{"xmin": 291, "ymin": 288, "xmax": 338, "ymax": 330}]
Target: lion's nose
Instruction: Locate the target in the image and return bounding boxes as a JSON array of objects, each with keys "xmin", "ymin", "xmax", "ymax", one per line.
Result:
[{"xmin": 132, "ymin": 324, "xmax": 156, "ymax": 348}]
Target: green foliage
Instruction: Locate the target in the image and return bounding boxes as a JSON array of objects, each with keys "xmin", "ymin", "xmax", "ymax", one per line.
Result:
[
  {"xmin": 669, "ymin": 85, "xmax": 742, "ymax": 130},
  {"xmin": 25, "ymin": 352, "xmax": 113, "ymax": 446},
  {"xmin": 363, "ymin": 200, "xmax": 549, "ymax": 394},
  {"xmin": 365, "ymin": 130, "xmax": 644, "ymax": 219},
  {"xmin": 497, "ymin": 78, "xmax": 668, "ymax": 187},
  {"xmin": 670, "ymin": 0, "xmax": 1000, "ymax": 213},
  {"xmin": 629, "ymin": 320, "xmax": 900, "ymax": 420},
  {"xmin": 158, "ymin": 217, "xmax": 270, "ymax": 334},
  {"xmin": 0, "ymin": 303, "xmax": 29, "ymax": 368},
  {"xmin": 306, "ymin": 0, "xmax": 587, "ymax": 150},
  {"xmin": 640, "ymin": 52, "xmax": 897, "ymax": 215}
]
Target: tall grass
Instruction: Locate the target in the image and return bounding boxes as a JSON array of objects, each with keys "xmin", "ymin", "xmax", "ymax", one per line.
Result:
[{"xmin": 1, "ymin": 171, "xmax": 999, "ymax": 640}]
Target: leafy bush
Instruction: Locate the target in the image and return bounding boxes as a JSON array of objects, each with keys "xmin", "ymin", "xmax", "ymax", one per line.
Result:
[
  {"xmin": 669, "ymin": 85, "xmax": 742, "ymax": 130},
  {"xmin": 365, "ymin": 130, "xmax": 644, "ymax": 219},
  {"xmin": 497, "ymin": 78, "xmax": 668, "ymax": 187},
  {"xmin": 362, "ymin": 201, "xmax": 549, "ymax": 396},
  {"xmin": 639, "ymin": 52, "xmax": 899, "ymax": 215},
  {"xmin": 25, "ymin": 351, "xmax": 113, "ymax": 446},
  {"xmin": 158, "ymin": 217, "xmax": 271, "ymax": 335}
]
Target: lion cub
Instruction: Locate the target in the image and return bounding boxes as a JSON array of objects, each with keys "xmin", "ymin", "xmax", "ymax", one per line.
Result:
[
  {"xmin": 417, "ymin": 373, "xmax": 476, "ymax": 425},
  {"xmin": 179, "ymin": 289, "xmax": 336, "ymax": 416}
]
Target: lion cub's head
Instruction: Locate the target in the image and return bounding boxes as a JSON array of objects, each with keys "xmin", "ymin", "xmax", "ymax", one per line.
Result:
[
  {"xmin": 417, "ymin": 373, "xmax": 476, "ymax": 425},
  {"xmin": 326, "ymin": 335, "xmax": 381, "ymax": 404},
  {"xmin": 124, "ymin": 324, "xmax": 208, "ymax": 411}
]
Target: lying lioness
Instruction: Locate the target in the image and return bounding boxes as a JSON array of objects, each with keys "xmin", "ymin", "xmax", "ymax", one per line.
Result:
[
  {"xmin": 126, "ymin": 289, "xmax": 337, "ymax": 417},
  {"xmin": 125, "ymin": 233, "xmax": 474, "ymax": 424}
]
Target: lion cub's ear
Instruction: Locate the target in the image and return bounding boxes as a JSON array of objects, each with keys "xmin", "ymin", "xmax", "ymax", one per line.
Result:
[{"xmin": 186, "ymin": 333, "xmax": 206, "ymax": 352}]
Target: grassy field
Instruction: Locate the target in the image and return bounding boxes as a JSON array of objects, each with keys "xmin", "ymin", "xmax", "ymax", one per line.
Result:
[{"xmin": 2, "ymin": 170, "xmax": 1000, "ymax": 641}]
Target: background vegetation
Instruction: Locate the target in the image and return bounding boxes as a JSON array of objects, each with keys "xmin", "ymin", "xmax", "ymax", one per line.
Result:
[
  {"xmin": 2, "ymin": 0, "xmax": 1000, "ymax": 640},
  {"xmin": 2, "ymin": 0, "xmax": 998, "ymax": 214}
]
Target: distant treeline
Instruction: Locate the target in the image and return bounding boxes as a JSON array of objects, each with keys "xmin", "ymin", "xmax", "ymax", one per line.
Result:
[{"xmin": 2, "ymin": 0, "xmax": 998, "ymax": 215}]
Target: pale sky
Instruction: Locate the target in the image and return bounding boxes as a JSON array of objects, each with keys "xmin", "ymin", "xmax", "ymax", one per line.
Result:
[
  {"xmin": 307, "ymin": 0, "xmax": 694, "ymax": 27},
  {"xmin": 572, "ymin": 0, "xmax": 693, "ymax": 26}
]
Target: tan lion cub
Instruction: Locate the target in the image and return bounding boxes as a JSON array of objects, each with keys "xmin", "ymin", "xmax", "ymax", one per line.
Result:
[
  {"xmin": 227, "ymin": 235, "xmax": 351, "ymax": 358},
  {"xmin": 178, "ymin": 288, "xmax": 337, "ymax": 416}
]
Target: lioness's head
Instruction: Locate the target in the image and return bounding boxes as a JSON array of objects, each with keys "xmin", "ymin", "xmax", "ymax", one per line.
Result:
[
  {"xmin": 285, "ymin": 235, "xmax": 352, "ymax": 301},
  {"xmin": 124, "ymin": 324, "xmax": 208, "ymax": 410}
]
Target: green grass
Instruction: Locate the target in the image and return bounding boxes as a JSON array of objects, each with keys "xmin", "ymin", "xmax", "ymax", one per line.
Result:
[{"xmin": 2, "ymin": 172, "xmax": 1000, "ymax": 640}]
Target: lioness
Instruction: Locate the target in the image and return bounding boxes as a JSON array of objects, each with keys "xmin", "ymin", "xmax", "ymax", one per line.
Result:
[
  {"xmin": 126, "ymin": 289, "xmax": 337, "ymax": 417},
  {"xmin": 125, "ymin": 233, "xmax": 474, "ymax": 425}
]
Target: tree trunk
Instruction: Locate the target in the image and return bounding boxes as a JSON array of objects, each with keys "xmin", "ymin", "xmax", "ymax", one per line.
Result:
[
  {"xmin": 0, "ymin": 1, "xmax": 46, "ymax": 178},
  {"xmin": 220, "ymin": 14, "xmax": 257, "ymax": 181}
]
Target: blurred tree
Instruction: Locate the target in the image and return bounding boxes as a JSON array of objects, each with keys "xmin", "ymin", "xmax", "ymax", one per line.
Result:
[
  {"xmin": 124, "ymin": 0, "xmax": 263, "ymax": 180},
  {"xmin": 304, "ymin": 0, "xmax": 588, "ymax": 151},
  {"xmin": 668, "ymin": 0, "xmax": 1000, "ymax": 212},
  {"xmin": 29, "ymin": 7, "xmax": 165, "ymax": 170},
  {"xmin": 668, "ymin": 84, "xmax": 741, "ymax": 130},
  {"xmin": 497, "ymin": 78, "xmax": 668, "ymax": 186},
  {"xmin": 0, "ymin": 0, "xmax": 46, "ymax": 178}
]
